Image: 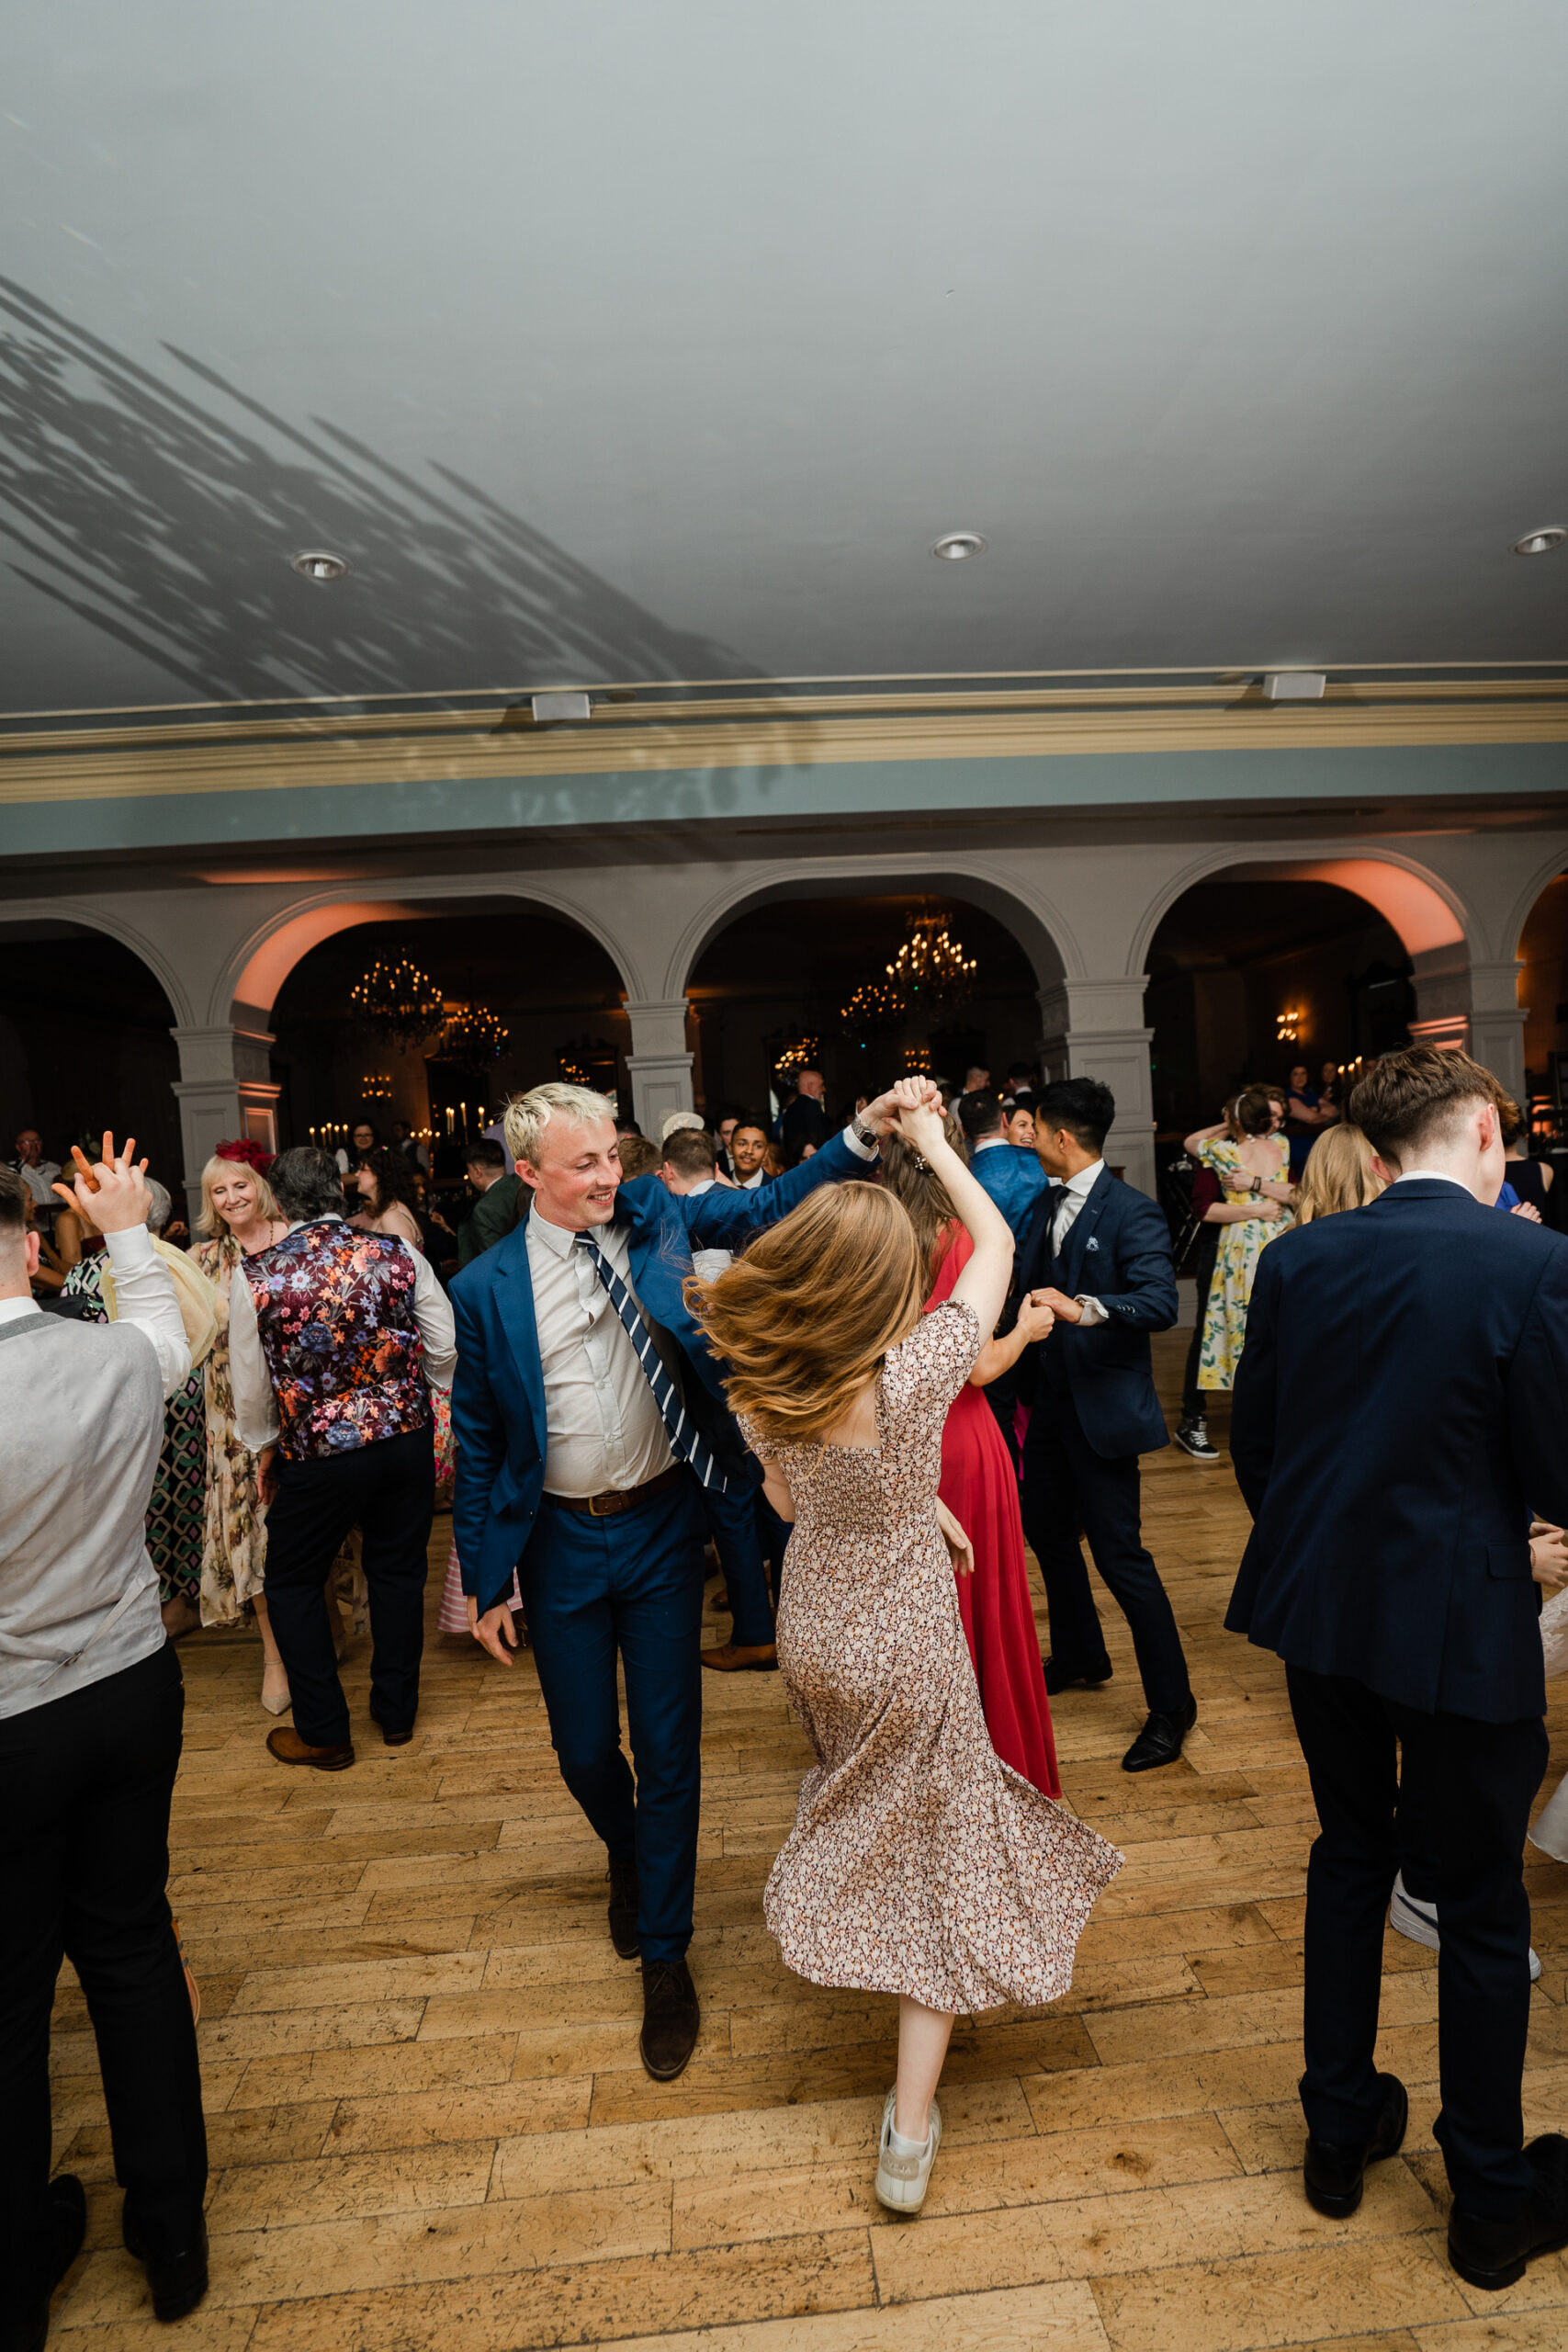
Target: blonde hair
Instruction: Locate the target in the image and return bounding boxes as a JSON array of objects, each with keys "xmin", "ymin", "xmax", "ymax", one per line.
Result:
[
  {"xmin": 688, "ymin": 1183, "xmax": 924, "ymax": 1447},
  {"xmin": 1294, "ymin": 1123, "xmax": 1384, "ymax": 1224},
  {"xmin": 879, "ymin": 1114, "xmax": 967, "ymax": 1293},
  {"xmin": 197, "ymin": 1155, "xmax": 281, "ymax": 1239},
  {"xmin": 503, "ymin": 1081, "xmax": 617, "ymax": 1170}
]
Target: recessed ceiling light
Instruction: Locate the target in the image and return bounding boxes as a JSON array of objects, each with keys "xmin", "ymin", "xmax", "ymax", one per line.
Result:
[
  {"xmin": 290, "ymin": 549, "xmax": 352, "ymax": 582},
  {"xmin": 1511, "ymin": 526, "xmax": 1565, "ymax": 557},
  {"xmin": 931, "ymin": 532, "xmax": 987, "ymax": 561}
]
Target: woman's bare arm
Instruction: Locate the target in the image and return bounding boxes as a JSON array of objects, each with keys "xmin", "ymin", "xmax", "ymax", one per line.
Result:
[
  {"xmin": 893, "ymin": 1101, "xmax": 1013, "ymax": 1338},
  {"xmin": 761, "ymin": 1460, "xmax": 795, "ymax": 1523},
  {"xmin": 970, "ymin": 1290, "xmax": 1055, "ymax": 1386}
]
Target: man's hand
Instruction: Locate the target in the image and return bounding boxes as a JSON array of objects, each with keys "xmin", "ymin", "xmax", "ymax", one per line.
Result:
[
  {"xmin": 861, "ymin": 1076, "xmax": 942, "ymax": 1135},
  {"xmin": 468, "ymin": 1594, "xmax": 520, "ymax": 1666},
  {"xmin": 1530, "ymin": 1520, "xmax": 1568, "ymax": 1591},
  {"xmin": 1255, "ymin": 1199, "xmax": 1285, "ymax": 1222},
  {"xmin": 52, "ymin": 1131, "xmax": 151, "ymax": 1235},
  {"xmin": 1031, "ymin": 1284, "xmax": 1083, "ymax": 1326},
  {"xmin": 1014, "ymin": 1292, "xmax": 1056, "ymax": 1342},
  {"xmin": 257, "ymin": 1446, "xmax": 279, "ymax": 1510}
]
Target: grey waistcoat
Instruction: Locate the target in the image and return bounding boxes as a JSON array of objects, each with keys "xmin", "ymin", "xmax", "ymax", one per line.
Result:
[{"xmin": 0, "ymin": 1313, "xmax": 168, "ymax": 1719}]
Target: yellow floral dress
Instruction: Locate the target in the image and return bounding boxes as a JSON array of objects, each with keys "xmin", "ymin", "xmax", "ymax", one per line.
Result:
[{"xmin": 1196, "ymin": 1136, "xmax": 1293, "ymax": 1391}]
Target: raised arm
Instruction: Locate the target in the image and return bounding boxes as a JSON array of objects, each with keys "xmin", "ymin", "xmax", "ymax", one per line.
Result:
[
  {"xmin": 892, "ymin": 1098, "xmax": 1013, "ymax": 1338},
  {"xmin": 53, "ymin": 1133, "xmax": 191, "ymax": 1399}
]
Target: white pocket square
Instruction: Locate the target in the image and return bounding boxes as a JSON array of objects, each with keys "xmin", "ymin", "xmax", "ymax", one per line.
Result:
[{"xmin": 1085, "ymin": 1237, "xmax": 1100, "ymax": 1251}]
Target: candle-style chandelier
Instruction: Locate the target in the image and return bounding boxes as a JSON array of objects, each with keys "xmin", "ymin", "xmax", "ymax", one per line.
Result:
[
  {"xmin": 766, "ymin": 1028, "xmax": 822, "ymax": 1087},
  {"xmin": 360, "ymin": 1072, "xmax": 394, "ymax": 1102},
  {"xmin": 840, "ymin": 978, "xmax": 907, "ymax": 1040},
  {"xmin": 437, "ymin": 1001, "xmax": 510, "ymax": 1064},
  {"xmin": 349, "ymin": 956, "xmax": 446, "ymax": 1050},
  {"xmin": 886, "ymin": 907, "xmax": 978, "ymax": 1016}
]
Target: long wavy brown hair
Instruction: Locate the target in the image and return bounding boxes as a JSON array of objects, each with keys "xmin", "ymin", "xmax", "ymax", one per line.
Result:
[
  {"xmin": 686, "ymin": 1182, "xmax": 925, "ymax": 1446},
  {"xmin": 878, "ymin": 1114, "xmax": 966, "ymax": 1293}
]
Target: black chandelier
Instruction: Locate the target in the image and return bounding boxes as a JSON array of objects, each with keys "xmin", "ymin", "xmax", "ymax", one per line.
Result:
[
  {"xmin": 885, "ymin": 908, "xmax": 978, "ymax": 1018},
  {"xmin": 349, "ymin": 956, "xmax": 446, "ymax": 1051},
  {"xmin": 840, "ymin": 978, "xmax": 907, "ymax": 1040},
  {"xmin": 436, "ymin": 1001, "xmax": 510, "ymax": 1064}
]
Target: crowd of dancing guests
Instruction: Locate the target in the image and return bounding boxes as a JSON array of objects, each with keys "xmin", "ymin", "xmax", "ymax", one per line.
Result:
[{"xmin": 8, "ymin": 1038, "xmax": 1568, "ymax": 2335}]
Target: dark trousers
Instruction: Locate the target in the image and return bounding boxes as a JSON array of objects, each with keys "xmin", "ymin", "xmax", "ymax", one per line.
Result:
[
  {"xmin": 701, "ymin": 1479, "xmax": 774, "ymax": 1648},
  {"xmin": 1181, "ymin": 1227, "xmax": 1221, "ymax": 1419},
  {"xmin": 1286, "ymin": 1664, "xmax": 1548, "ymax": 2217},
  {"xmin": 520, "ymin": 1476, "xmax": 706, "ymax": 1962},
  {"xmin": 1021, "ymin": 1384, "xmax": 1190, "ymax": 1714},
  {"xmin": 264, "ymin": 1425, "xmax": 435, "ymax": 1747},
  {"xmin": 0, "ymin": 1645, "xmax": 206, "ymax": 2307}
]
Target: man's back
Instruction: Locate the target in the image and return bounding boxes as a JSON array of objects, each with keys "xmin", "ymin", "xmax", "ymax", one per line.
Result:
[{"xmin": 1227, "ymin": 1179, "xmax": 1568, "ymax": 1720}]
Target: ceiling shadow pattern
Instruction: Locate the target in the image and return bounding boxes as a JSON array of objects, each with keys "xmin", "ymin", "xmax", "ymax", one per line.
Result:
[{"xmin": 0, "ymin": 277, "xmax": 750, "ymax": 709}]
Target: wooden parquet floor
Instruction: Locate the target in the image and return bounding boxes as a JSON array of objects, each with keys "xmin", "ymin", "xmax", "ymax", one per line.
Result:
[{"xmin": 47, "ymin": 1332, "xmax": 1568, "ymax": 2352}]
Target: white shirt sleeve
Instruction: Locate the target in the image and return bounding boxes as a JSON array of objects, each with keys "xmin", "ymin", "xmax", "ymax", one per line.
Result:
[
  {"xmin": 414, "ymin": 1253, "xmax": 457, "ymax": 1391},
  {"xmin": 102, "ymin": 1226, "xmax": 193, "ymax": 1399},
  {"xmin": 841, "ymin": 1122, "xmax": 877, "ymax": 1163},
  {"xmin": 1076, "ymin": 1296, "xmax": 1109, "ymax": 1326},
  {"xmin": 227, "ymin": 1252, "xmax": 281, "ymax": 1451}
]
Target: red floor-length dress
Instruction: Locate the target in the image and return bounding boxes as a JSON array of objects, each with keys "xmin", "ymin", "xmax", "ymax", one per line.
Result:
[{"xmin": 924, "ymin": 1227, "xmax": 1061, "ymax": 1798}]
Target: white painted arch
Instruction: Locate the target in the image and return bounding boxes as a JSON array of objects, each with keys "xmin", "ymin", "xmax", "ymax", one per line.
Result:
[
  {"xmin": 0, "ymin": 897, "xmax": 198, "ymax": 1028},
  {"xmin": 1124, "ymin": 842, "xmax": 1475, "ymax": 979}
]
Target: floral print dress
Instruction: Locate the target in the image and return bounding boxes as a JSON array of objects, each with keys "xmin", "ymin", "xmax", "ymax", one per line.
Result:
[
  {"xmin": 63, "ymin": 1251, "xmax": 206, "ymax": 1611},
  {"xmin": 1195, "ymin": 1135, "xmax": 1294, "ymax": 1391},
  {"xmin": 741, "ymin": 1300, "xmax": 1122, "ymax": 2014},
  {"xmin": 192, "ymin": 1234, "xmax": 269, "ymax": 1625}
]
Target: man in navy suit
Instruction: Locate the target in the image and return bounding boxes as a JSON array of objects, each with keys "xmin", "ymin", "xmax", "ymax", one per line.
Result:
[
  {"xmin": 1228, "ymin": 1046, "xmax": 1568, "ymax": 2288},
  {"xmin": 451, "ymin": 1077, "xmax": 920, "ymax": 2081},
  {"xmin": 1014, "ymin": 1079, "xmax": 1191, "ymax": 1772}
]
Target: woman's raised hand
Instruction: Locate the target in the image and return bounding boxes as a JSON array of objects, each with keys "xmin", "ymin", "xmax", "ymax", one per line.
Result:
[
  {"xmin": 52, "ymin": 1131, "xmax": 151, "ymax": 1234},
  {"xmin": 1015, "ymin": 1291, "xmax": 1056, "ymax": 1343}
]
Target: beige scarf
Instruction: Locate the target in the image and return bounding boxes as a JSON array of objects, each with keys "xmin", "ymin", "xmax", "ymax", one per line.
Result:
[{"xmin": 98, "ymin": 1235, "xmax": 220, "ymax": 1372}]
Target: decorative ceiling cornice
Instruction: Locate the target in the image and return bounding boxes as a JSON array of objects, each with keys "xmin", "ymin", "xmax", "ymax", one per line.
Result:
[{"xmin": 2, "ymin": 671, "xmax": 1565, "ymax": 808}]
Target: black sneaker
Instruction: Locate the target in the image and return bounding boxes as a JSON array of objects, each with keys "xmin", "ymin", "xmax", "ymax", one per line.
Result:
[{"xmin": 1174, "ymin": 1417, "xmax": 1220, "ymax": 1461}]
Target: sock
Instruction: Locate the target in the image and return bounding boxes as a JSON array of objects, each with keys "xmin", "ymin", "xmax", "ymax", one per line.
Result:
[{"xmin": 888, "ymin": 2120, "xmax": 930, "ymax": 2158}]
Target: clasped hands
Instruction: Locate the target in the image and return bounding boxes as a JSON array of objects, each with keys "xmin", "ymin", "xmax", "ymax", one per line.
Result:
[
  {"xmin": 51, "ymin": 1130, "xmax": 154, "ymax": 1234},
  {"xmin": 1531, "ymin": 1520, "xmax": 1568, "ymax": 1593}
]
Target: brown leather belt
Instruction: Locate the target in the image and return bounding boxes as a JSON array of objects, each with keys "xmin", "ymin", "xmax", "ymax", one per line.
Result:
[{"xmin": 545, "ymin": 1464, "xmax": 686, "ymax": 1518}]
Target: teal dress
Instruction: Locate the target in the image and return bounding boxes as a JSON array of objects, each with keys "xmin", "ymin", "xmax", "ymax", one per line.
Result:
[{"xmin": 62, "ymin": 1251, "xmax": 206, "ymax": 1610}]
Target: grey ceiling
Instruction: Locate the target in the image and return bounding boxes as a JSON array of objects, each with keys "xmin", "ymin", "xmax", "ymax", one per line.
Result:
[{"xmin": 4, "ymin": 0, "xmax": 1567, "ymax": 716}]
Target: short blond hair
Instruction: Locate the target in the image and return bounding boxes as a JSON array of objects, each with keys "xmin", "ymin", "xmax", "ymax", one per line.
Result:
[
  {"xmin": 196, "ymin": 1154, "xmax": 282, "ymax": 1238},
  {"xmin": 503, "ymin": 1081, "xmax": 618, "ymax": 1170}
]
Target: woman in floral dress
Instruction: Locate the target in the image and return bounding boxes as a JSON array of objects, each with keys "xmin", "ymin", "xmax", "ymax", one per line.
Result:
[
  {"xmin": 1187, "ymin": 1086, "xmax": 1295, "ymax": 1392},
  {"xmin": 691, "ymin": 1084, "xmax": 1121, "ymax": 2216},
  {"xmin": 191, "ymin": 1151, "xmax": 293, "ymax": 1707}
]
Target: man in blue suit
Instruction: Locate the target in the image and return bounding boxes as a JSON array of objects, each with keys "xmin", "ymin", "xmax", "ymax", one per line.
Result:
[
  {"xmin": 958, "ymin": 1087, "xmax": 1049, "ymax": 1238},
  {"xmin": 1014, "ymin": 1079, "xmax": 1191, "ymax": 1772},
  {"xmin": 450, "ymin": 1077, "xmax": 919, "ymax": 2082},
  {"xmin": 1227, "ymin": 1046, "xmax": 1568, "ymax": 2288}
]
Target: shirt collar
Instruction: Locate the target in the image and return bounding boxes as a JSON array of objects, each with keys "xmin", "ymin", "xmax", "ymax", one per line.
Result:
[
  {"xmin": 1059, "ymin": 1159, "xmax": 1105, "ymax": 1198},
  {"xmin": 1394, "ymin": 1169, "xmax": 1475, "ymax": 1193},
  {"xmin": 973, "ymin": 1134, "xmax": 1009, "ymax": 1151},
  {"xmin": 0, "ymin": 1295, "xmax": 43, "ymax": 1326}
]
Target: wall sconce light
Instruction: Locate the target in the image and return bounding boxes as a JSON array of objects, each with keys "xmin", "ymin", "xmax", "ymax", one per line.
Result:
[{"xmin": 1276, "ymin": 1009, "xmax": 1303, "ymax": 1045}]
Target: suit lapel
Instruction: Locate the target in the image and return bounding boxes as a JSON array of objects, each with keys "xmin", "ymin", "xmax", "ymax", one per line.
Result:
[
  {"xmin": 1060, "ymin": 1168, "xmax": 1112, "ymax": 1294},
  {"xmin": 494, "ymin": 1224, "xmax": 547, "ymax": 1446}
]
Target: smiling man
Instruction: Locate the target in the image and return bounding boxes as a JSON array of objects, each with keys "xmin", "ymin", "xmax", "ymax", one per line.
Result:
[{"xmin": 450, "ymin": 1077, "xmax": 925, "ymax": 2082}]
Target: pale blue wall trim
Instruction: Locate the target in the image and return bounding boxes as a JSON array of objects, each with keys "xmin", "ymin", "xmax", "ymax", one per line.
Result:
[{"xmin": 2, "ymin": 741, "xmax": 1563, "ymax": 861}]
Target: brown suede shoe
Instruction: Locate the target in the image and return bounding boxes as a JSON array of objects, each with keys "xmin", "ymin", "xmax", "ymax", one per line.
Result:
[
  {"xmin": 700, "ymin": 1641, "xmax": 778, "ymax": 1672},
  {"xmin": 639, "ymin": 1957, "xmax": 700, "ymax": 2080},
  {"xmin": 266, "ymin": 1725, "xmax": 355, "ymax": 1771}
]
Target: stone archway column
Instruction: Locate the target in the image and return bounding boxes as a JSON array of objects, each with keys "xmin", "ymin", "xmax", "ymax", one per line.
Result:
[
  {"xmin": 171, "ymin": 1019, "xmax": 282, "ymax": 1221},
  {"xmin": 1409, "ymin": 948, "xmax": 1528, "ymax": 1100},
  {"xmin": 1036, "ymin": 977, "xmax": 1156, "ymax": 1197},
  {"xmin": 623, "ymin": 999, "xmax": 694, "ymax": 1136}
]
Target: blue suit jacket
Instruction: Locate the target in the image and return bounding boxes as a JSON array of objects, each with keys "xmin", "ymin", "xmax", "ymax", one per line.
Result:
[
  {"xmin": 970, "ymin": 1141, "xmax": 1049, "ymax": 1240},
  {"xmin": 1226, "ymin": 1179, "xmax": 1568, "ymax": 1722},
  {"xmin": 449, "ymin": 1130, "xmax": 869, "ymax": 1614},
  {"xmin": 1015, "ymin": 1167, "xmax": 1178, "ymax": 1457}
]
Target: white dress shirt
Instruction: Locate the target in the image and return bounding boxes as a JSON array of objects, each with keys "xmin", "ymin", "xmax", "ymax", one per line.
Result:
[
  {"xmin": 682, "ymin": 1176, "xmax": 734, "ymax": 1282},
  {"xmin": 228, "ymin": 1215, "xmax": 457, "ymax": 1451},
  {"xmin": 0, "ymin": 1226, "xmax": 192, "ymax": 1395},
  {"xmin": 1045, "ymin": 1159, "xmax": 1110, "ymax": 1326},
  {"xmin": 1395, "ymin": 1170, "xmax": 1474, "ymax": 1191},
  {"xmin": 527, "ymin": 1210, "xmax": 675, "ymax": 1496},
  {"xmin": 13, "ymin": 1159, "xmax": 62, "ymax": 1208}
]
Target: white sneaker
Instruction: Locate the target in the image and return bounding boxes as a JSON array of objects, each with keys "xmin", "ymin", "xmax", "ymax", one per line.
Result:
[
  {"xmin": 1390, "ymin": 1871, "xmax": 1541, "ymax": 1982},
  {"xmin": 874, "ymin": 2088, "xmax": 942, "ymax": 2214}
]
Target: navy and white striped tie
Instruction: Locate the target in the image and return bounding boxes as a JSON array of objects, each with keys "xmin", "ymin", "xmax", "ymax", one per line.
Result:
[{"xmin": 574, "ymin": 1233, "xmax": 728, "ymax": 1492}]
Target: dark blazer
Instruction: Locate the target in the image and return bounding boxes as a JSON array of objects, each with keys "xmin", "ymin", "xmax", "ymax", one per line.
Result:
[
  {"xmin": 1015, "ymin": 1166, "xmax": 1178, "ymax": 1458},
  {"xmin": 450, "ymin": 1129, "xmax": 868, "ymax": 1614},
  {"xmin": 970, "ymin": 1141, "xmax": 1049, "ymax": 1240},
  {"xmin": 1226, "ymin": 1179, "xmax": 1568, "ymax": 1722}
]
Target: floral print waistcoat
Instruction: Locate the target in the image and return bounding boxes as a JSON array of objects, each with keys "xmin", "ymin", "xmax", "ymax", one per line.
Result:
[{"xmin": 243, "ymin": 1219, "xmax": 431, "ymax": 1460}]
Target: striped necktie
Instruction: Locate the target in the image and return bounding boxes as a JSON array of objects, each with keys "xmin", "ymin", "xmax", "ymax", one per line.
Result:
[{"xmin": 574, "ymin": 1232, "xmax": 728, "ymax": 1492}]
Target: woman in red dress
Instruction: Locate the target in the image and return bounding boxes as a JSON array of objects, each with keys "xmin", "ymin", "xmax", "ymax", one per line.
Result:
[{"xmin": 884, "ymin": 1127, "xmax": 1061, "ymax": 1796}]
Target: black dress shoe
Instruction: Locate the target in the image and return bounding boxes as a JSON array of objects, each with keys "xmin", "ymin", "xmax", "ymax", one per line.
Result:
[
  {"xmin": 1450, "ymin": 2132, "xmax": 1568, "ymax": 2290},
  {"xmin": 5, "ymin": 2175, "xmax": 86, "ymax": 2352},
  {"xmin": 368, "ymin": 1697, "xmax": 414, "ymax": 1747},
  {"xmin": 1303, "ymin": 2073, "xmax": 1408, "ymax": 2218},
  {"xmin": 1122, "ymin": 1693, "xmax": 1198, "ymax": 1772},
  {"xmin": 639, "ymin": 1957, "xmax": 700, "ymax": 2081},
  {"xmin": 607, "ymin": 1856, "xmax": 640, "ymax": 1960},
  {"xmin": 1043, "ymin": 1656, "xmax": 1113, "ymax": 1696},
  {"xmin": 122, "ymin": 2209, "xmax": 209, "ymax": 2324}
]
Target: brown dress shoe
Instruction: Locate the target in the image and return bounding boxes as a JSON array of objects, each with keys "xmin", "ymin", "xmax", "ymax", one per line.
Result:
[
  {"xmin": 700, "ymin": 1641, "xmax": 778, "ymax": 1672},
  {"xmin": 266, "ymin": 1725, "xmax": 355, "ymax": 1771},
  {"xmin": 369, "ymin": 1698, "xmax": 413, "ymax": 1747},
  {"xmin": 640, "ymin": 1957, "xmax": 700, "ymax": 2080}
]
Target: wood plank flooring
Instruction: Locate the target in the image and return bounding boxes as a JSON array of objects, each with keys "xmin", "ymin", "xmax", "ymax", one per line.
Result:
[{"xmin": 47, "ymin": 1332, "xmax": 1568, "ymax": 2351}]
